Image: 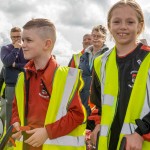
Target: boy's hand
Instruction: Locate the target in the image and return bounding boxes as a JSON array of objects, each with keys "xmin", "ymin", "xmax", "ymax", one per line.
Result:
[
  {"xmin": 24, "ymin": 128, "xmax": 48, "ymax": 147},
  {"xmin": 125, "ymin": 132, "xmax": 144, "ymax": 150},
  {"xmin": 12, "ymin": 122, "xmax": 22, "ymax": 140}
]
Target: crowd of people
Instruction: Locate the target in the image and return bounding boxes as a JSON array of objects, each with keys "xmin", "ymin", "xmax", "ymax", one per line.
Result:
[{"xmin": 0, "ymin": 0, "xmax": 150, "ymax": 150}]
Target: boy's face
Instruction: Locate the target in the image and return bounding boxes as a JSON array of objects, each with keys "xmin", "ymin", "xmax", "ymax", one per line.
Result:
[{"xmin": 22, "ymin": 28, "xmax": 46, "ymax": 60}]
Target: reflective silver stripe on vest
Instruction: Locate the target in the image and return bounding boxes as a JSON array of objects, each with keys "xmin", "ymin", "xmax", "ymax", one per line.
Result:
[
  {"xmin": 121, "ymin": 123, "xmax": 137, "ymax": 135},
  {"xmin": 100, "ymin": 50, "xmax": 111, "ymax": 101},
  {"xmin": 15, "ymin": 135, "xmax": 85, "ymax": 147},
  {"xmin": 102, "ymin": 94, "xmax": 114, "ymax": 106},
  {"xmin": 100, "ymin": 55, "xmax": 107, "ymax": 96},
  {"xmin": 16, "ymin": 136, "xmax": 23, "ymax": 141},
  {"xmin": 56, "ymin": 68, "xmax": 78, "ymax": 120},
  {"xmin": 140, "ymin": 70, "xmax": 150, "ymax": 119},
  {"xmin": 44, "ymin": 135, "xmax": 85, "ymax": 146},
  {"xmin": 99, "ymin": 125, "xmax": 109, "ymax": 136}
]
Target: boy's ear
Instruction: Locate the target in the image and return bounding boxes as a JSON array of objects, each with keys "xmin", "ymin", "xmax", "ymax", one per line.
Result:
[{"xmin": 44, "ymin": 39, "xmax": 53, "ymax": 50}]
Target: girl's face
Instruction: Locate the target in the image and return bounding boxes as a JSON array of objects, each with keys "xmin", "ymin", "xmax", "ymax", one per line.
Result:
[{"xmin": 108, "ymin": 5, "xmax": 143, "ymax": 47}]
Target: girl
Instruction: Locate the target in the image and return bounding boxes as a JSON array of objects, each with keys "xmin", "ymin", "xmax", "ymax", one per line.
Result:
[{"xmin": 90, "ymin": 0, "xmax": 150, "ymax": 149}]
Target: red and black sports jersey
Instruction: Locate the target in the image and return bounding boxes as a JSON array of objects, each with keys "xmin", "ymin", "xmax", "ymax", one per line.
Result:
[{"xmin": 90, "ymin": 43, "xmax": 150, "ymax": 150}]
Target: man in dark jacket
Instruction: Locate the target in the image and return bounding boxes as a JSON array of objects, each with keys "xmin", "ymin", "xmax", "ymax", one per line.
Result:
[
  {"xmin": 1, "ymin": 27, "xmax": 27, "ymax": 130},
  {"xmin": 68, "ymin": 34, "xmax": 92, "ymax": 68}
]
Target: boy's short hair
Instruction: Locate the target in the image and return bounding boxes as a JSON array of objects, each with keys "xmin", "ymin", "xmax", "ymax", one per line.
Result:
[
  {"xmin": 23, "ymin": 18, "xmax": 56, "ymax": 46},
  {"xmin": 11, "ymin": 27, "xmax": 21, "ymax": 33}
]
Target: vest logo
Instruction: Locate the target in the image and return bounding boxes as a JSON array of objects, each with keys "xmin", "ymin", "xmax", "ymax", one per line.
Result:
[
  {"xmin": 128, "ymin": 70, "xmax": 138, "ymax": 88},
  {"xmin": 137, "ymin": 59, "xmax": 142, "ymax": 65},
  {"xmin": 39, "ymin": 81, "xmax": 49, "ymax": 99}
]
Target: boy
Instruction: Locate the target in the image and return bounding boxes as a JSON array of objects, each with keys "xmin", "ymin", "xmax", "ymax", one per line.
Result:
[{"xmin": 11, "ymin": 18, "xmax": 86, "ymax": 150}]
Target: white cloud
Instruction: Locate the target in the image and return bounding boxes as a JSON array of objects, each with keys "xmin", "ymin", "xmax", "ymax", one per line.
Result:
[
  {"xmin": 0, "ymin": 0, "xmax": 150, "ymax": 67},
  {"xmin": 53, "ymin": 32, "xmax": 73, "ymax": 66}
]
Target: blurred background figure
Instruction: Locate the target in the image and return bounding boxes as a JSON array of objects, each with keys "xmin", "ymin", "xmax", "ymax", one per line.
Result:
[
  {"xmin": 79, "ymin": 25, "xmax": 109, "ymax": 117},
  {"xmin": 78, "ymin": 25, "xmax": 109, "ymax": 149},
  {"xmin": 0, "ymin": 27, "xmax": 28, "ymax": 130},
  {"xmin": 68, "ymin": 34, "xmax": 92, "ymax": 68}
]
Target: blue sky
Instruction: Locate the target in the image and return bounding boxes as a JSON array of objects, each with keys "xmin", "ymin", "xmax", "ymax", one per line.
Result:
[{"xmin": 0, "ymin": 0, "xmax": 150, "ymax": 66}]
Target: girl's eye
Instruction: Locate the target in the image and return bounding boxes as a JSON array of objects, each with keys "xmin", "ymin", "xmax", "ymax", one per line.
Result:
[
  {"xmin": 128, "ymin": 21, "xmax": 134, "ymax": 24},
  {"xmin": 113, "ymin": 21, "xmax": 120, "ymax": 24}
]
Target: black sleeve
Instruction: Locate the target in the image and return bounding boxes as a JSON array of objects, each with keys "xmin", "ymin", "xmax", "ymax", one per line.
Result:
[
  {"xmin": 135, "ymin": 112, "xmax": 150, "ymax": 136},
  {"xmin": 90, "ymin": 69, "xmax": 101, "ymax": 115},
  {"xmin": 142, "ymin": 112, "xmax": 150, "ymax": 127}
]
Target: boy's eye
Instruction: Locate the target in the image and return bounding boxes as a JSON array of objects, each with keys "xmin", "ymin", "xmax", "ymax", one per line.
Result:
[{"xmin": 27, "ymin": 39, "xmax": 32, "ymax": 42}]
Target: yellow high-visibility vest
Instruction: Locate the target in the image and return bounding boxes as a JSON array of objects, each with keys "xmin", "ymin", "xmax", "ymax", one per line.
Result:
[
  {"xmin": 14, "ymin": 66, "xmax": 86, "ymax": 150},
  {"xmin": 0, "ymin": 82, "xmax": 6, "ymax": 97},
  {"xmin": 94, "ymin": 47, "xmax": 150, "ymax": 150},
  {"xmin": 73, "ymin": 52, "xmax": 83, "ymax": 68}
]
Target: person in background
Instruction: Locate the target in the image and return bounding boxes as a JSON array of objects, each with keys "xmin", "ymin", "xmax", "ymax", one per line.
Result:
[
  {"xmin": 1, "ymin": 27, "xmax": 27, "ymax": 130},
  {"xmin": 11, "ymin": 18, "xmax": 86, "ymax": 150},
  {"xmin": 79, "ymin": 25, "xmax": 109, "ymax": 117},
  {"xmin": 90, "ymin": 0, "xmax": 150, "ymax": 149},
  {"xmin": 79, "ymin": 25, "xmax": 109, "ymax": 150},
  {"xmin": 68, "ymin": 34, "xmax": 92, "ymax": 68}
]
